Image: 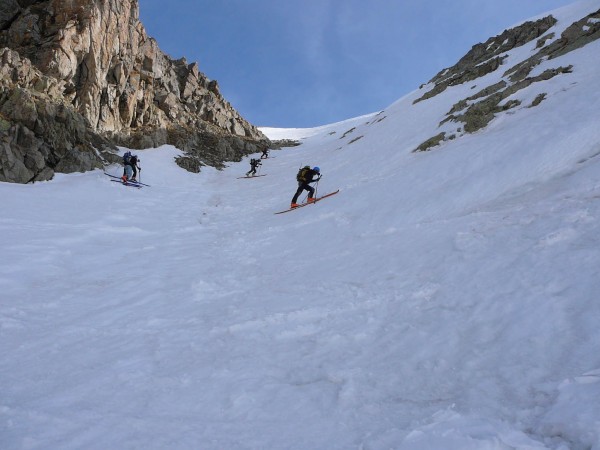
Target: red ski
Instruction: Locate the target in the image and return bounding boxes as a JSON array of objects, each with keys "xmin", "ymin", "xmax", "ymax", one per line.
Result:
[
  {"xmin": 237, "ymin": 174, "xmax": 267, "ymax": 179},
  {"xmin": 275, "ymin": 190, "xmax": 340, "ymax": 214}
]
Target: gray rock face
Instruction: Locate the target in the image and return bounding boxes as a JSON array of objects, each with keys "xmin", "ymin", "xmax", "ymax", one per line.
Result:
[
  {"xmin": 414, "ymin": 8, "xmax": 600, "ymax": 152},
  {"xmin": 0, "ymin": 1, "xmax": 20, "ymax": 30},
  {"xmin": 0, "ymin": 48, "xmax": 115, "ymax": 183},
  {"xmin": 0, "ymin": 0, "xmax": 269, "ymax": 183},
  {"xmin": 414, "ymin": 16, "xmax": 558, "ymax": 104}
]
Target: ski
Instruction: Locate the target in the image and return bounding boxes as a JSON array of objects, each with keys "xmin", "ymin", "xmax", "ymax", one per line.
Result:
[
  {"xmin": 237, "ymin": 174, "xmax": 267, "ymax": 179},
  {"xmin": 110, "ymin": 179, "xmax": 142, "ymax": 188},
  {"xmin": 104, "ymin": 172, "xmax": 150, "ymax": 186},
  {"xmin": 274, "ymin": 190, "xmax": 340, "ymax": 214},
  {"xmin": 126, "ymin": 179, "xmax": 150, "ymax": 187},
  {"xmin": 127, "ymin": 179, "xmax": 150, "ymax": 187}
]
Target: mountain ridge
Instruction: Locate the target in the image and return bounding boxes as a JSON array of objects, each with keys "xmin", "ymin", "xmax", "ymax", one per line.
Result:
[{"xmin": 0, "ymin": 0, "xmax": 269, "ymax": 183}]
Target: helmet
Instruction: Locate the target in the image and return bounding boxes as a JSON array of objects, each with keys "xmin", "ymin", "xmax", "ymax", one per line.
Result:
[{"xmin": 313, "ymin": 166, "xmax": 320, "ymax": 173}]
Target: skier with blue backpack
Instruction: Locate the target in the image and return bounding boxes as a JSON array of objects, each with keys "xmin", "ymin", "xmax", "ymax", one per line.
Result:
[{"xmin": 121, "ymin": 151, "xmax": 141, "ymax": 182}]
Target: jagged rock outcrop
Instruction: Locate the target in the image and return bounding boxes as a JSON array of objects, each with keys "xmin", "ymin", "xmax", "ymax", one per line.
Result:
[
  {"xmin": 414, "ymin": 16, "xmax": 558, "ymax": 105},
  {"xmin": 0, "ymin": 0, "xmax": 269, "ymax": 183},
  {"xmin": 270, "ymin": 139, "xmax": 301, "ymax": 149},
  {"xmin": 414, "ymin": 8, "xmax": 600, "ymax": 152},
  {"xmin": 0, "ymin": 48, "xmax": 116, "ymax": 183}
]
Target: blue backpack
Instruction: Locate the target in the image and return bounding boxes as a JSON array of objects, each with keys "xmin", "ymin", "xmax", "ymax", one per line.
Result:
[{"xmin": 123, "ymin": 151, "xmax": 132, "ymax": 164}]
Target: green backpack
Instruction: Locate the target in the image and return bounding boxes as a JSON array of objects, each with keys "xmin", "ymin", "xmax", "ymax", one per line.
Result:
[{"xmin": 296, "ymin": 166, "xmax": 311, "ymax": 182}]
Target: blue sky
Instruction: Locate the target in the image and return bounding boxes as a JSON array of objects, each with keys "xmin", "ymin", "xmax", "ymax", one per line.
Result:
[{"xmin": 139, "ymin": 0, "xmax": 576, "ymax": 128}]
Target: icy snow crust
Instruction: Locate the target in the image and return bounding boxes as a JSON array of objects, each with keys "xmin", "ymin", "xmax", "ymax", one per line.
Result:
[{"xmin": 2, "ymin": 1, "xmax": 600, "ymax": 449}]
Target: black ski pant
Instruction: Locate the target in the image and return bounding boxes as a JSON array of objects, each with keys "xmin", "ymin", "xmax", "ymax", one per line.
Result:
[
  {"xmin": 292, "ymin": 182, "xmax": 315, "ymax": 203},
  {"xmin": 246, "ymin": 167, "xmax": 258, "ymax": 176}
]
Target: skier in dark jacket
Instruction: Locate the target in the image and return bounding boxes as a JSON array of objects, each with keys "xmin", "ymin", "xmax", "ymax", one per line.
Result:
[
  {"xmin": 291, "ymin": 166, "xmax": 321, "ymax": 208},
  {"xmin": 261, "ymin": 148, "xmax": 270, "ymax": 159},
  {"xmin": 121, "ymin": 151, "xmax": 141, "ymax": 182},
  {"xmin": 246, "ymin": 158, "xmax": 262, "ymax": 176},
  {"xmin": 129, "ymin": 154, "xmax": 141, "ymax": 181}
]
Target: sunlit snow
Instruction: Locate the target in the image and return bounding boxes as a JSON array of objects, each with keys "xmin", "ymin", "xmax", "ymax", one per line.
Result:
[{"xmin": 2, "ymin": 1, "xmax": 600, "ymax": 449}]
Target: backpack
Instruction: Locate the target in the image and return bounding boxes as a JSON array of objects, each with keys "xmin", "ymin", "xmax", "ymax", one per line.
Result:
[
  {"xmin": 123, "ymin": 151, "xmax": 132, "ymax": 164},
  {"xmin": 296, "ymin": 166, "xmax": 311, "ymax": 182}
]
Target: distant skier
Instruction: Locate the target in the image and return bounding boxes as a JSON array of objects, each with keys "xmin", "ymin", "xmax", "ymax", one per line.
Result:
[
  {"xmin": 130, "ymin": 154, "xmax": 141, "ymax": 181},
  {"xmin": 121, "ymin": 152, "xmax": 141, "ymax": 182},
  {"xmin": 121, "ymin": 151, "xmax": 132, "ymax": 181},
  {"xmin": 291, "ymin": 166, "xmax": 321, "ymax": 208},
  {"xmin": 246, "ymin": 158, "xmax": 262, "ymax": 177},
  {"xmin": 261, "ymin": 148, "xmax": 270, "ymax": 159}
]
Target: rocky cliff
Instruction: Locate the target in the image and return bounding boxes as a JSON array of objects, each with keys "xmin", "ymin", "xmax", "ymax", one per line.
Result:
[
  {"xmin": 413, "ymin": 7, "xmax": 600, "ymax": 152},
  {"xmin": 0, "ymin": 0, "xmax": 269, "ymax": 183}
]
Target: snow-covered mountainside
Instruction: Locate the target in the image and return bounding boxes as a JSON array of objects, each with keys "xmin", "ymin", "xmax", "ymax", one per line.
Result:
[{"xmin": 2, "ymin": 1, "xmax": 600, "ymax": 449}]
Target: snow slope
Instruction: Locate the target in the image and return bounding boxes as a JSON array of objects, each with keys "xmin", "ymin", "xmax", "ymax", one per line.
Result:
[{"xmin": 2, "ymin": 1, "xmax": 600, "ymax": 449}]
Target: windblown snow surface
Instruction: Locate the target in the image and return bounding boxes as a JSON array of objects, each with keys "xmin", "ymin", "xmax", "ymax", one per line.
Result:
[{"xmin": 2, "ymin": 1, "xmax": 600, "ymax": 449}]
